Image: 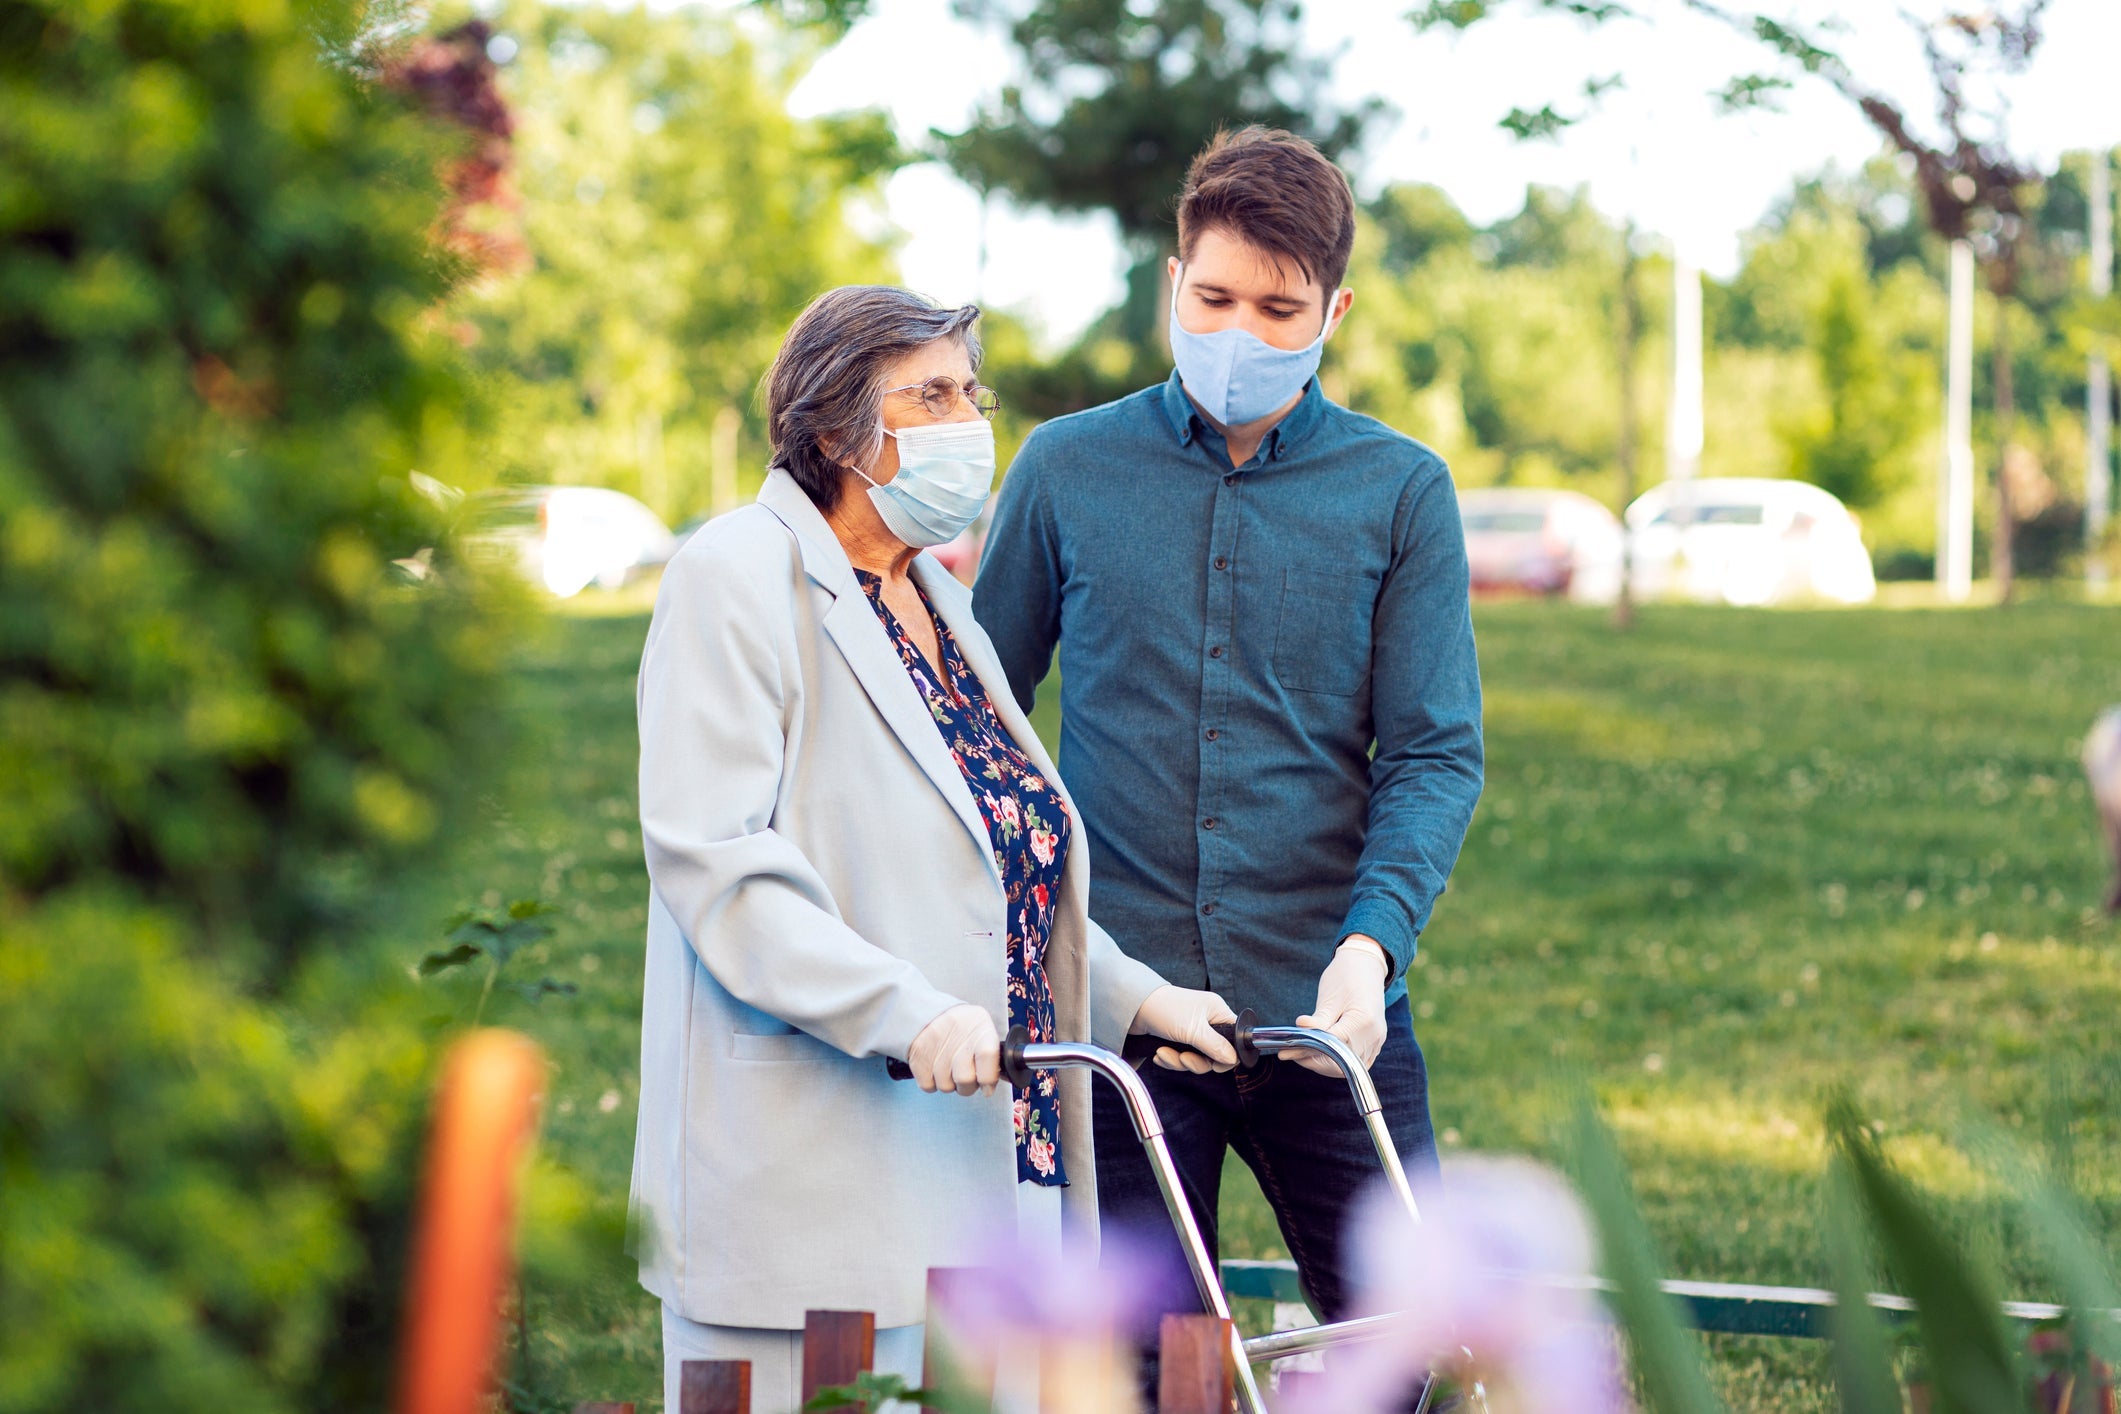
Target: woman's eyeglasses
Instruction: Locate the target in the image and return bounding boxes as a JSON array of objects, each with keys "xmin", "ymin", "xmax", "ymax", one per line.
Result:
[{"xmin": 885, "ymin": 376, "xmax": 1001, "ymax": 421}]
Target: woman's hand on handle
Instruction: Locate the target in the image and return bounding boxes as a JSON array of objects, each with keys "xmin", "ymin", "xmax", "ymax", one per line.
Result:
[
  {"xmin": 1129, "ymin": 985, "xmax": 1240, "ymax": 1074},
  {"xmin": 907, "ymin": 1003, "xmax": 1002, "ymax": 1096}
]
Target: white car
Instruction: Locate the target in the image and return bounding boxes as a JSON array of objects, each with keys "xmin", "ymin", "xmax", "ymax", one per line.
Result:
[
  {"xmin": 461, "ymin": 485, "xmax": 677, "ymax": 598},
  {"xmin": 1457, "ymin": 487, "xmax": 1626, "ymax": 605},
  {"xmin": 1626, "ymin": 478, "xmax": 1875, "ymax": 607}
]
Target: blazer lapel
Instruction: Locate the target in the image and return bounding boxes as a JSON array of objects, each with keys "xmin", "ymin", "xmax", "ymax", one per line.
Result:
[{"xmin": 758, "ymin": 474, "xmax": 999, "ymax": 883}]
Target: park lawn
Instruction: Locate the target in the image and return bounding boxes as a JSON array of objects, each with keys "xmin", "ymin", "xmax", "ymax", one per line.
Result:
[{"xmin": 448, "ymin": 597, "xmax": 2121, "ymax": 1413}]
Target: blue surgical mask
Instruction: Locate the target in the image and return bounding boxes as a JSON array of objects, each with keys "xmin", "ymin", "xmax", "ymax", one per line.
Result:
[
  {"xmin": 853, "ymin": 418, "xmax": 994, "ymax": 548},
  {"xmin": 1167, "ymin": 263, "xmax": 1339, "ymax": 427}
]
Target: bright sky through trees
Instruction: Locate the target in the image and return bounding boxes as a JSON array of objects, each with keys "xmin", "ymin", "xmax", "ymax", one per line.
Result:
[{"xmin": 783, "ymin": 0, "xmax": 2121, "ymax": 346}]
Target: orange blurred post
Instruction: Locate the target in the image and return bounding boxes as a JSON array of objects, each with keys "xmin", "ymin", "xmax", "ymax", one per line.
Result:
[{"xmin": 394, "ymin": 1029, "xmax": 548, "ymax": 1414}]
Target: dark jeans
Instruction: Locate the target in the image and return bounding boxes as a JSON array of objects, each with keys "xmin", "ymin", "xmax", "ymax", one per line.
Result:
[{"xmin": 1092, "ymin": 997, "xmax": 1440, "ymax": 1390}]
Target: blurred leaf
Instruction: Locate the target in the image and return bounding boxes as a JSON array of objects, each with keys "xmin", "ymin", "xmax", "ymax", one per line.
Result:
[
  {"xmin": 418, "ymin": 941, "xmax": 485, "ymax": 976},
  {"xmin": 1569, "ymin": 1095, "xmax": 1730, "ymax": 1414},
  {"xmin": 1500, "ymin": 105, "xmax": 1578, "ymax": 141},
  {"xmin": 1749, "ymin": 15, "xmax": 1843, "ymax": 74},
  {"xmin": 1826, "ymin": 1099, "xmax": 2024, "ymax": 1414},
  {"xmin": 511, "ymin": 978, "xmax": 578, "ymax": 1004},
  {"xmin": 1968, "ymin": 1117, "xmax": 2121, "ymax": 1373},
  {"xmin": 1407, "ymin": 0, "xmax": 1493, "ymax": 30},
  {"xmin": 805, "ymin": 1371, "xmax": 984, "ymax": 1413},
  {"xmin": 1825, "ymin": 1158, "xmax": 1904, "ymax": 1414},
  {"xmin": 444, "ymin": 900, "xmax": 556, "ymax": 965},
  {"xmin": 750, "ymin": 0, "xmax": 877, "ymax": 37},
  {"xmin": 1714, "ymin": 72, "xmax": 1794, "ymax": 112}
]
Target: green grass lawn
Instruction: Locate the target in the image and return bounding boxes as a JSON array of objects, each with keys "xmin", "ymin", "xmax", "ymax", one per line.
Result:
[{"xmin": 450, "ymin": 598, "xmax": 2121, "ymax": 1412}]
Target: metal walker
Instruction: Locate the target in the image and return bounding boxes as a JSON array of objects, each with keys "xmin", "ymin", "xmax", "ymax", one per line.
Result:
[{"xmin": 895, "ymin": 1010, "xmax": 1483, "ymax": 1413}]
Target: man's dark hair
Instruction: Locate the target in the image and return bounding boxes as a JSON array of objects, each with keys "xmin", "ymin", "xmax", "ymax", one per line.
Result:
[{"xmin": 1175, "ymin": 126, "xmax": 1357, "ymax": 295}]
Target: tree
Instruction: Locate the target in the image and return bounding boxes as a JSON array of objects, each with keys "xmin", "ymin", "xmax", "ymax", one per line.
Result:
[
  {"xmin": 940, "ymin": 0, "xmax": 1383, "ymax": 357},
  {"xmin": 940, "ymin": 0, "xmax": 1377, "ymax": 248},
  {"xmin": 1409, "ymin": 0, "xmax": 2060, "ymax": 596},
  {"xmin": 458, "ymin": 0, "xmax": 901, "ymax": 519}
]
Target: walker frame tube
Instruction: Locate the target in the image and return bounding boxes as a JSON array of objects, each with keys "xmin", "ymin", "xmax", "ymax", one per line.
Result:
[
  {"xmin": 1007, "ymin": 1039, "xmax": 1272, "ymax": 1414},
  {"xmin": 1244, "ymin": 1025, "xmax": 1422, "ymax": 1226}
]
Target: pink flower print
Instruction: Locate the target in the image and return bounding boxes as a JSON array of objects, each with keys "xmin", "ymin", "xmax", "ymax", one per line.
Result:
[
  {"xmin": 1028, "ymin": 1134, "xmax": 1056, "ymax": 1176},
  {"xmin": 1028, "ymin": 827, "xmax": 1057, "ymax": 866},
  {"xmin": 996, "ymin": 794, "xmax": 1021, "ymax": 833},
  {"xmin": 1013, "ymin": 1096, "xmax": 1031, "ymax": 1140}
]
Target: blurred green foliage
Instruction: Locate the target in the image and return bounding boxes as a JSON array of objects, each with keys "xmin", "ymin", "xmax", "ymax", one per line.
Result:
[
  {"xmin": 938, "ymin": 0, "xmax": 1379, "ymax": 249},
  {"xmin": 0, "ymin": 0, "xmax": 522, "ymax": 1407},
  {"xmin": 451, "ymin": 0, "xmax": 900, "ymax": 523},
  {"xmin": 1314, "ymin": 155, "xmax": 2102, "ymax": 575}
]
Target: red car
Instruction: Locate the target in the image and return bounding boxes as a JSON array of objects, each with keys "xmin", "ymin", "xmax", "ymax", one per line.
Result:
[{"xmin": 1458, "ymin": 487, "xmax": 1626, "ymax": 604}]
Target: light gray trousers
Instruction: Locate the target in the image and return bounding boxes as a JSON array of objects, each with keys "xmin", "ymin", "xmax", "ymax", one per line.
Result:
[{"xmin": 660, "ymin": 1181, "xmax": 1061, "ymax": 1414}]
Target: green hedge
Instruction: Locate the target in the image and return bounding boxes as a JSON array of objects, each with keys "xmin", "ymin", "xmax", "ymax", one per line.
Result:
[{"xmin": 0, "ymin": 1, "xmax": 516, "ymax": 1407}]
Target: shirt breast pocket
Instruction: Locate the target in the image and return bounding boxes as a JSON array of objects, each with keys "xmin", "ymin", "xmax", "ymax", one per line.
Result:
[{"xmin": 1271, "ymin": 568, "xmax": 1376, "ymax": 697}]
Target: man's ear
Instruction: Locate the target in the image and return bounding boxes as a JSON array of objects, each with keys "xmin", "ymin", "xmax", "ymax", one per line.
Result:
[
  {"xmin": 1167, "ymin": 254, "xmax": 1183, "ymax": 293},
  {"xmin": 1325, "ymin": 285, "xmax": 1355, "ymax": 339}
]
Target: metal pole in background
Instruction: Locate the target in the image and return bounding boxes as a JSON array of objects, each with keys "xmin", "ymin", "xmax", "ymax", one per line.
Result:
[
  {"xmin": 2090, "ymin": 150, "xmax": 2113, "ymax": 590},
  {"xmin": 1667, "ymin": 256, "xmax": 1704, "ymax": 482},
  {"xmin": 1943, "ymin": 239, "xmax": 1976, "ymax": 602}
]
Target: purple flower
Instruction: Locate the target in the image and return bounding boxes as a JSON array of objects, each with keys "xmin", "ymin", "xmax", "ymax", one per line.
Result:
[
  {"xmin": 931, "ymin": 1224, "xmax": 1167, "ymax": 1347},
  {"xmin": 1281, "ymin": 1156, "xmax": 1626, "ymax": 1414}
]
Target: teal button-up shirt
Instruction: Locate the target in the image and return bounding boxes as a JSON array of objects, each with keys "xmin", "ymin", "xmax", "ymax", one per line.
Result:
[{"xmin": 972, "ymin": 372, "xmax": 1484, "ymax": 1022}]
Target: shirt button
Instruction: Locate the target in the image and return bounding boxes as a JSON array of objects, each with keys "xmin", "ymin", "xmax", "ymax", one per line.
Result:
[
  {"xmin": 1202, "ymin": 817, "xmax": 1217, "ymax": 830},
  {"xmin": 1200, "ymin": 902, "xmax": 1216, "ymax": 916},
  {"xmin": 1223, "ymin": 474, "xmax": 1237, "ymax": 486},
  {"xmin": 1213, "ymin": 556, "xmax": 1228, "ymax": 570},
  {"xmin": 1209, "ymin": 645, "xmax": 1224, "ymax": 658},
  {"xmin": 1205, "ymin": 728, "xmax": 1220, "ymax": 741}
]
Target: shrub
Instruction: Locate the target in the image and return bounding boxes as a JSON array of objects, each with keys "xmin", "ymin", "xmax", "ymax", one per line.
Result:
[{"xmin": 0, "ymin": 1, "xmax": 517, "ymax": 1407}]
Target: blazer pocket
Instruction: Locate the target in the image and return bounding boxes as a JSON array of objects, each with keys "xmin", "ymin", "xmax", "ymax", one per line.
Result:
[
  {"xmin": 730, "ymin": 1029, "xmax": 831, "ymax": 1063},
  {"xmin": 1271, "ymin": 568, "xmax": 1376, "ymax": 697}
]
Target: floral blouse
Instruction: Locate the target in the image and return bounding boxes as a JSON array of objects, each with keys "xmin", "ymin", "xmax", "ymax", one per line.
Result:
[{"xmin": 856, "ymin": 570, "xmax": 1070, "ymax": 1187}]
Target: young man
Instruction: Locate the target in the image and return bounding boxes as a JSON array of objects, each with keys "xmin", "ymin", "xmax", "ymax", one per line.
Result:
[{"xmin": 972, "ymin": 126, "xmax": 1484, "ymax": 1360}]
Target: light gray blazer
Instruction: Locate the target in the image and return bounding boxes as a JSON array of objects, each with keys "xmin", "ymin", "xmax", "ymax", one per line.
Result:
[{"xmin": 629, "ymin": 469, "xmax": 1168, "ymax": 1329}]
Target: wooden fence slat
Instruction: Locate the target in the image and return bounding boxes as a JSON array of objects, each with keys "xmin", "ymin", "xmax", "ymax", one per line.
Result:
[
  {"xmin": 1157, "ymin": 1313, "xmax": 1233, "ymax": 1414},
  {"xmin": 679, "ymin": 1359, "xmax": 750, "ymax": 1414},
  {"xmin": 801, "ymin": 1310, "xmax": 877, "ymax": 1409}
]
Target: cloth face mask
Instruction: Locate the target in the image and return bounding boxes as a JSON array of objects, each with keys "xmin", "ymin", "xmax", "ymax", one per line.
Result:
[
  {"xmin": 853, "ymin": 417, "xmax": 995, "ymax": 549},
  {"xmin": 1167, "ymin": 263, "xmax": 1340, "ymax": 427}
]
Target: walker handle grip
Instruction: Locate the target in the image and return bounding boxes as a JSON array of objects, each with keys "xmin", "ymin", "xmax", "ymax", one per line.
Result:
[
  {"xmin": 884, "ymin": 1025, "xmax": 1039, "ymax": 1087},
  {"xmin": 1119, "ymin": 1008, "xmax": 1261, "ymax": 1070}
]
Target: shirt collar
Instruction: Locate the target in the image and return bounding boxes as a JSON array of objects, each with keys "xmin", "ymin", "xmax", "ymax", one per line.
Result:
[{"xmin": 1156, "ymin": 369, "xmax": 1329, "ymax": 465}]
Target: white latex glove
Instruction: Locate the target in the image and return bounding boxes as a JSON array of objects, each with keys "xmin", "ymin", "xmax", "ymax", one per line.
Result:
[
  {"xmin": 1129, "ymin": 985, "xmax": 1240, "ymax": 1074},
  {"xmin": 1292, "ymin": 936, "xmax": 1391, "ymax": 1077},
  {"xmin": 907, "ymin": 1003, "xmax": 1002, "ymax": 1097}
]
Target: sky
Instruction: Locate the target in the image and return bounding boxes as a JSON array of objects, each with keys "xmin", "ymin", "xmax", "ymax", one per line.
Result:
[{"xmin": 781, "ymin": 0, "xmax": 2121, "ymax": 349}]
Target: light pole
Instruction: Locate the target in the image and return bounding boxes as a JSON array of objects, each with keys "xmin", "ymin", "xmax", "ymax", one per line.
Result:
[
  {"xmin": 2090, "ymin": 149, "xmax": 2113, "ymax": 589},
  {"xmin": 1941, "ymin": 238, "xmax": 1976, "ymax": 602}
]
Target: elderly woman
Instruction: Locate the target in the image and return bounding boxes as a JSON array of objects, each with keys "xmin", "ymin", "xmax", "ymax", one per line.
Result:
[{"xmin": 629, "ymin": 285, "xmax": 1238, "ymax": 1413}]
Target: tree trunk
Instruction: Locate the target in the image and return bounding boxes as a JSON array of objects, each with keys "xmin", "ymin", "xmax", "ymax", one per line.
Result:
[
  {"xmin": 1992, "ymin": 291, "xmax": 2016, "ymax": 601},
  {"xmin": 1614, "ymin": 226, "xmax": 1642, "ymax": 630}
]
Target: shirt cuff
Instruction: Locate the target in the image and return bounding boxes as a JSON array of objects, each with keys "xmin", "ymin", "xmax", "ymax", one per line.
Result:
[{"xmin": 1339, "ymin": 898, "xmax": 1417, "ymax": 982}]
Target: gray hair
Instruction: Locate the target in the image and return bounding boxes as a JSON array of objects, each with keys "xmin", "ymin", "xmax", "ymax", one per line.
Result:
[{"xmin": 765, "ymin": 286, "xmax": 983, "ymax": 513}]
